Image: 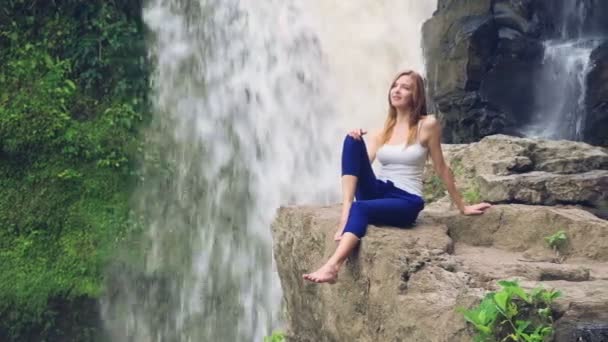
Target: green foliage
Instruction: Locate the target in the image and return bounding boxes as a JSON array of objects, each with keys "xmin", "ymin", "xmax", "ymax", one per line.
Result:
[
  {"xmin": 0, "ymin": 45, "xmax": 74, "ymax": 155},
  {"xmin": 264, "ymin": 331, "xmax": 286, "ymax": 342},
  {"xmin": 450, "ymin": 157, "xmax": 466, "ymax": 177},
  {"xmin": 423, "ymin": 159, "xmax": 482, "ymax": 204},
  {"xmin": 463, "ymin": 181, "xmax": 482, "ymax": 204},
  {"xmin": 459, "ymin": 280, "xmax": 562, "ymax": 342},
  {"xmin": 544, "ymin": 231, "xmax": 567, "ymax": 250},
  {"xmin": 1, "ymin": 0, "xmax": 147, "ymax": 99},
  {"xmin": 461, "ymin": 293, "xmax": 499, "ymax": 338},
  {"xmin": 544, "ymin": 230, "xmax": 568, "ymax": 263},
  {"xmin": 423, "ymin": 173, "xmax": 446, "ymax": 203},
  {"xmin": 530, "ymin": 287, "xmax": 562, "ymax": 307},
  {"xmin": 0, "ymin": 1, "xmax": 148, "ymax": 340},
  {"xmin": 449, "ymin": 157, "xmax": 483, "ymax": 204}
]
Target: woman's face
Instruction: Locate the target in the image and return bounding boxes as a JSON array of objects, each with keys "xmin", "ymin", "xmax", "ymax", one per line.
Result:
[{"xmin": 389, "ymin": 75, "xmax": 415, "ymax": 109}]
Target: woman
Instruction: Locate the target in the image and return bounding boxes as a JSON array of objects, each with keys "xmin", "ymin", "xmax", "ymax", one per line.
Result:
[{"xmin": 303, "ymin": 70, "xmax": 492, "ymax": 284}]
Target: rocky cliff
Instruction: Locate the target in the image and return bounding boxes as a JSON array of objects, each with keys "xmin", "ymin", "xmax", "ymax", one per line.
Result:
[
  {"xmin": 272, "ymin": 135, "xmax": 608, "ymax": 341},
  {"xmin": 422, "ymin": 0, "xmax": 608, "ymax": 145}
]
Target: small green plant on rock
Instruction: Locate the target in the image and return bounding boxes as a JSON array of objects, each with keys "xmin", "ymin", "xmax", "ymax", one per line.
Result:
[
  {"xmin": 423, "ymin": 173, "xmax": 446, "ymax": 203},
  {"xmin": 263, "ymin": 330, "xmax": 285, "ymax": 342},
  {"xmin": 459, "ymin": 280, "xmax": 562, "ymax": 342},
  {"xmin": 450, "ymin": 157, "xmax": 467, "ymax": 178},
  {"xmin": 544, "ymin": 231, "xmax": 567, "ymax": 263},
  {"xmin": 463, "ymin": 181, "xmax": 482, "ymax": 204}
]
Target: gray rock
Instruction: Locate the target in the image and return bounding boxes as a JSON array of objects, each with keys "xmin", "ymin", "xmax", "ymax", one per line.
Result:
[
  {"xmin": 425, "ymin": 135, "xmax": 608, "ymax": 208},
  {"xmin": 477, "ymin": 170, "xmax": 608, "ymax": 205},
  {"xmin": 272, "ymin": 202, "xmax": 608, "ymax": 341}
]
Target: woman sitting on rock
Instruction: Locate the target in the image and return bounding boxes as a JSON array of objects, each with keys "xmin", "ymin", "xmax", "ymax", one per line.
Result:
[{"xmin": 303, "ymin": 70, "xmax": 492, "ymax": 284}]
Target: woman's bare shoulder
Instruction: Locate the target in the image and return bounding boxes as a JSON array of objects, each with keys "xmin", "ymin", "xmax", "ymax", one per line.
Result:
[
  {"xmin": 419, "ymin": 115, "xmax": 442, "ymax": 146},
  {"xmin": 421, "ymin": 114, "xmax": 439, "ymax": 125},
  {"xmin": 421, "ymin": 114, "xmax": 441, "ymax": 132}
]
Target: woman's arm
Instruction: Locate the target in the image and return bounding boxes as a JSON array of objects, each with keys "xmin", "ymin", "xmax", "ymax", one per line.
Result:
[
  {"xmin": 366, "ymin": 130, "xmax": 382, "ymax": 163},
  {"xmin": 424, "ymin": 116, "xmax": 491, "ymax": 215},
  {"xmin": 347, "ymin": 129, "xmax": 381, "ymax": 163}
]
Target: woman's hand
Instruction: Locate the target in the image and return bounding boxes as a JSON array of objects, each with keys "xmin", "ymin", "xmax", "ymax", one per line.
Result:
[
  {"xmin": 462, "ymin": 202, "xmax": 492, "ymax": 215},
  {"xmin": 348, "ymin": 128, "xmax": 367, "ymax": 140}
]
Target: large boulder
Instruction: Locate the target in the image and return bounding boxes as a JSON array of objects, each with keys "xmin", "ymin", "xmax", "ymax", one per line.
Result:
[
  {"xmin": 272, "ymin": 136, "xmax": 608, "ymax": 340},
  {"xmin": 425, "ymin": 200, "xmax": 608, "ymax": 261},
  {"xmin": 424, "ymin": 135, "xmax": 608, "ymax": 211},
  {"xmin": 272, "ymin": 201, "xmax": 608, "ymax": 341},
  {"xmin": 477, "ymin": 170, "xmax": 608, "ymax": 205}
]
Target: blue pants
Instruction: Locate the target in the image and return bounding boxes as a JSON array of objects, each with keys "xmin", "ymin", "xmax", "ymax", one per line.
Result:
[{"xmin": 341, "ymin": 135, "xmax": 424, "ymax": 238}]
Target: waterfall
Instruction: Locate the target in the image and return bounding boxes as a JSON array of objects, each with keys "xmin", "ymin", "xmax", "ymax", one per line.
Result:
[
  {"xmin": 525, "ymin": 40, "xmax": 597, "ymax": 140},
  {"xmin": 524, "ymin": 0, "xmax": 598, "ymax": 140},
  {"xmin": 101, "ymin": 1, "xmax": 436, "ymax": 341}
]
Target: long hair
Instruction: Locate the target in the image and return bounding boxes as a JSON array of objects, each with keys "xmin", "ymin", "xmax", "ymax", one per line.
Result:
[{"xmin": 380, "ymin": 70, "xmax": 428, "ymax": 145}]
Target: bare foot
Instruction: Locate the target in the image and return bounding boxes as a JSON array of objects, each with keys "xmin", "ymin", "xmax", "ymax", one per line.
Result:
[{"xmin": 303, "ymin": 263, "xmax": 339, "ymax": 284}]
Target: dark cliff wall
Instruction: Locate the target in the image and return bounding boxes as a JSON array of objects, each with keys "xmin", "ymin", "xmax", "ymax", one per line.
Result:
[{"xmin": 423, "ymin": 0, "xmax": 608, "ymax": 145}]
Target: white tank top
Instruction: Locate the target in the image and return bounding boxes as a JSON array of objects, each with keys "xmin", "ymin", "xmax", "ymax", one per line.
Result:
[{"xmin": 376, "ymin": 121, "xmax": 428, "ymax": 197}]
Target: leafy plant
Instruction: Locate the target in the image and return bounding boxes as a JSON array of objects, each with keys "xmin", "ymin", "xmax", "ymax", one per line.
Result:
[
  {"xmin": 544, "ymin": 231, "xmax": 567, "ymax": 250},
  {"xmin": 461, "ymin": 293, "xmax": 499, "ymax": 339},
  {"xmin": 0, "ymin": 1, "xmax": 149, "ymax": 340},
  {"xmin": 451, "ymin": 157, "xmax": 467, "ymax": 177},
  {"xmin": 423, "ymin": 173, "xmax": 445, "ymax": 203},
  {"xmin": 264, "ymin": 330, "xmax": 286, "ymax": 342},
  {"xmin": 463, "ymin": 181, "xmax": 481, "ymax": 204},
  {"xmin": 459, "ymin": 280, "xmax": 562, "ymax": 342},
  {"xmin": 544, "ymin": 231, "xmax": 567, "ymax": 263},
  {"xmin": 530, "ymin": 287, "xmax": 562, "ymax": 307}
]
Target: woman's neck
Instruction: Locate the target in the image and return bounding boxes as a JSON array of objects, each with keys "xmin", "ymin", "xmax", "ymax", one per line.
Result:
[{"xmin": 395, "ymin": 108, "xmax": 413, "ymax": 124}]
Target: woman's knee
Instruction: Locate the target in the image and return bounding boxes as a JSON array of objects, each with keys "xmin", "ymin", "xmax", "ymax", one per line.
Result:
[
  {"xmin": 350, "ymin": 201, "xmax": 366, "ymax": 213},
  {"xmin": 343, "ymin": 134, "xmax": 365, "ymax": 147},
  {"xmin": 342, "ymin": 135, "xmax": 366, "ymax": 160},
  {"xmin": 342, "ymin": 135, "xmax": 366, "ymax": 176}
]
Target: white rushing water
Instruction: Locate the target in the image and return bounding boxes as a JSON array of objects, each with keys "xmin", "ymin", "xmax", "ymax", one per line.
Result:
[
  {"xmin": 525, "ymin": 40, "xmax": 596, "ymax": 140},
  {"xmin": 524, "ymin": 0, "xmax": 596, "ymax": 140},
  {"xmin": 101, "ymin": 1, "xmax": 436, "ymax": 341}
]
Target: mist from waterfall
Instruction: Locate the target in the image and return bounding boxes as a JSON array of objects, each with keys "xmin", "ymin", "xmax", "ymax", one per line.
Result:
[{"xmin": 100, "ymin": 1, "xmax": 436, "ymax": 341}]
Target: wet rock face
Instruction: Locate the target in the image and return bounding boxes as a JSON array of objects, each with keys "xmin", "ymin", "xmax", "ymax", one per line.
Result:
[
  {"xmin": 553, "ymin": 304, "xmax": 608, "ymax": 342},
  {"xmin": 585, "ymin": 41, "xmax": 608, "ymax": 146},
  {"xmin": 423, "ymin": 0, "xmax": 608, "ymax": 145},
  {"xmin": 534, "ymin": 0, "xmax": 608, "ymax": 39},
  {"xmin": 555, "ymin": 322, "xmax": 608, "ymax": 342}
]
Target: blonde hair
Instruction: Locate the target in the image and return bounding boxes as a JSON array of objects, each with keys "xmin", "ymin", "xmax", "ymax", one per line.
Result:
[{"xmin": 380, "ymin": 70, "xmax": 428, "ymax": 145}]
